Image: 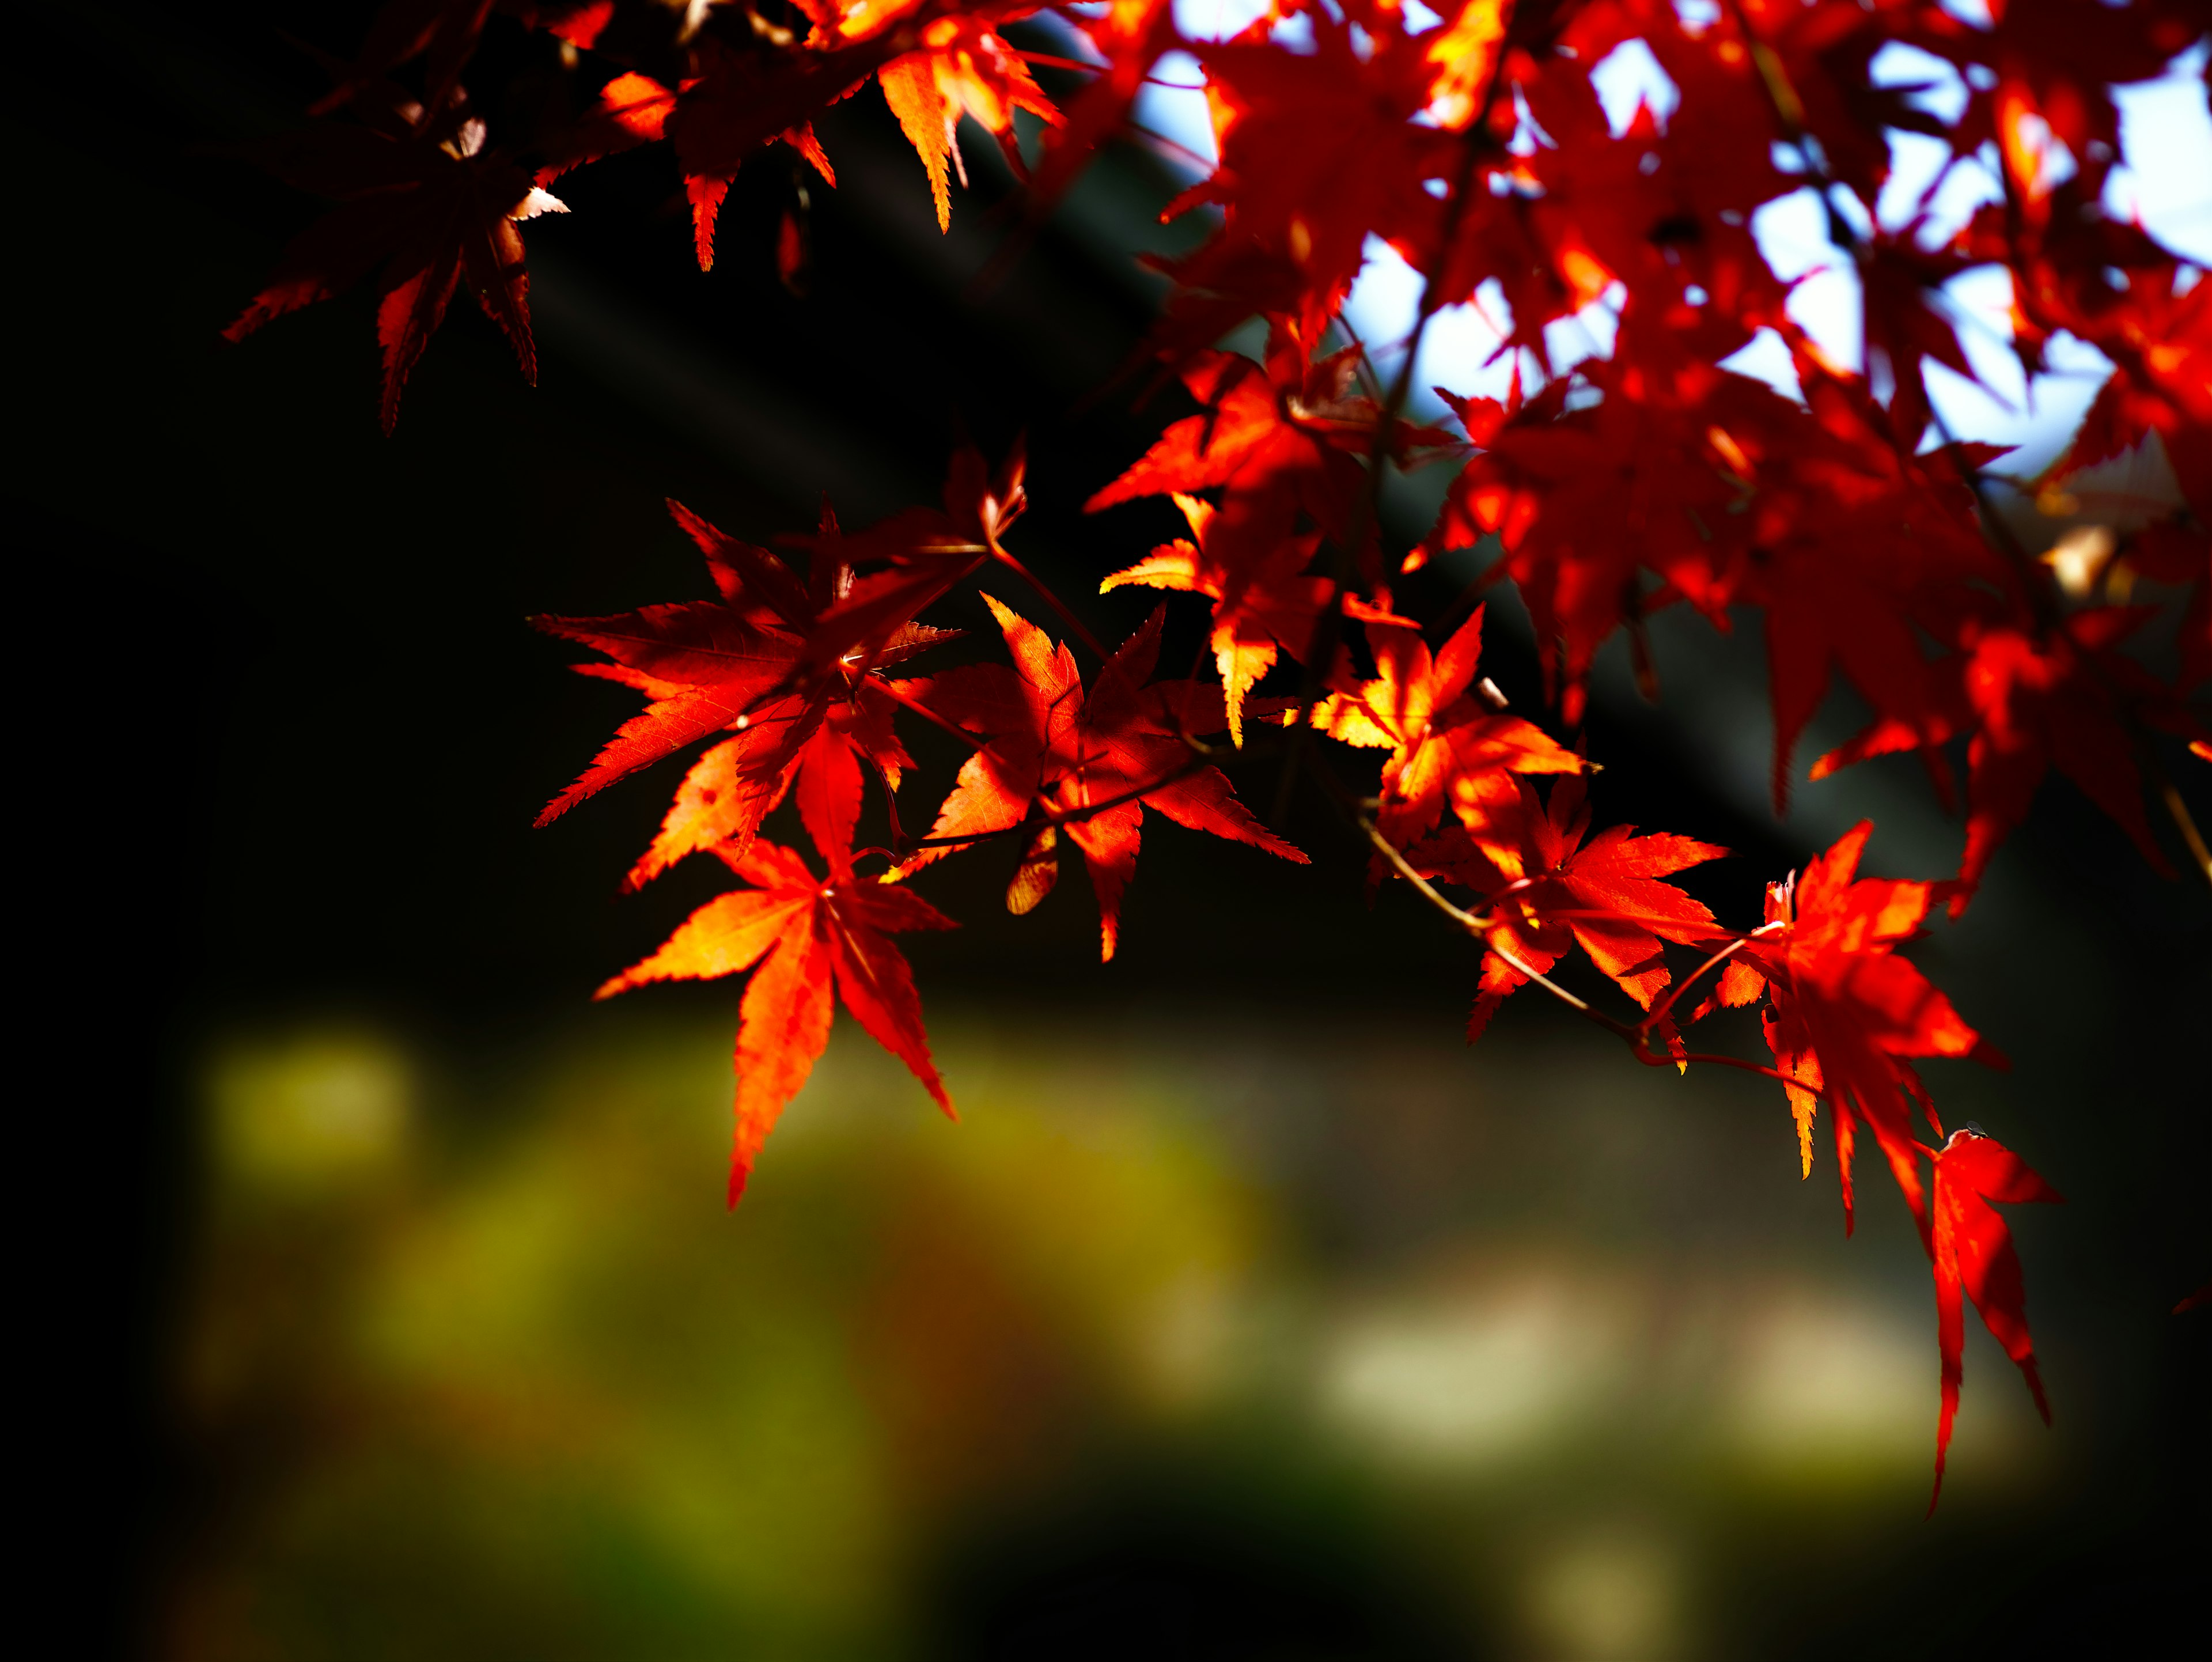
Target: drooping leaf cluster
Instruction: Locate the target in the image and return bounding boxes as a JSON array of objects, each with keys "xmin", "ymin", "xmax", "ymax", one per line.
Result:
[{"xmin": 229, "ymin": 0, "xmax": 2211, "ymax": 1504}]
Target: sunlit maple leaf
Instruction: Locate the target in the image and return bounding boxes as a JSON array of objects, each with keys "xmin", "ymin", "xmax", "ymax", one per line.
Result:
[
  {"xmin": 880, "ymin": 15, "xmax": 1062, "ymax": 232},
  {"xmin": 1313, "ymin": 607, "xmax": 1582, "ymax": 852},
  {"xmin": 890, "ymin": 595, "xmax": 1307, "ymax": 959},
  {"xmin": 668, "ymin": 34, "xmax": 849, "ymax": 270},
  {"xmin": 1166, "ymin": 12, "xmax": 1449, "ymax": 340},
  {"xmin": 533, "ymin": 497, "xmax": 944, "ymax": 885},
  {"xmin": 797, "ymin": 440, "xmax": 1029, "ymax": 676},
  {"xmin": 1425, "ymin": 330, "xmax": 1782, "ymax": 724},
  {"xmin": 534, "ymin": 69, "xmax": 680, "ymax": 184},
  {"xmin": 1722, "ymin": 822, "xmax": 1999, "ymax": 1222},
  {"xmin": 1928, "ymin": 1125, "xmax": 2061, "ymax": 1510},
  {"xmin": 1090, "ymin": 332, "xmax": 1446, "ymax": 601},
  {"xmin": 1410, "ymin": 774, "xmax": 1729, "ymax": 1042},
  {"xmin": 1481, "ymin": 26, "xmax": 1794, "ymax": 352},
  {"xmin": 664, "ymin": 1, "xmax": 1052, "ymax": 258},
  {"xmin": 1101, "ymin": 494, "xmax": 1416, "ymax": 744},
  {"xmin": 597, "ymin": 835, "xmax": 956, "ymax": 1203}
]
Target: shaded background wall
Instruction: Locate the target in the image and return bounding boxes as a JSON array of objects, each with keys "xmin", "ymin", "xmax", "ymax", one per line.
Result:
[{"xmin": 13, "ymin": 3, "xmax": 2208, "ymax": 1657}]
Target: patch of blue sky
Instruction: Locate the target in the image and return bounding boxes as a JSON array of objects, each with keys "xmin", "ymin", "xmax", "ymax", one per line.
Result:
[
  {"xmin": 2110, "ymin": 41, "xmax": 2212, "ymax": 264},
  {"xmin": 1590, "ymin": 36, "xmax": 1680, "ymax": 137}
]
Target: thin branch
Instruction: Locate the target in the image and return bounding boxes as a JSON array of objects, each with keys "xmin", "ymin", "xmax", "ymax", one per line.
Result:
[
  {"xmin": 1351, "ymin": 807, "xmax": 1638, "ymax": 1030},
  {"xmin": 1273, "ymin": 51, "xmax": 1509, "ymax": 823},
  {"xmin": 992, "ymin": 548, "xmax": 1114, "ymax": 662},
  {"xmin": 1637, "ymin": 923, "xmax": 1782, "ymax": 1038},
  {"xmin": 2155, "ymin": 764, "xmax": 2212, "ymax": 883},
  {"xmin": 1299, "ymin": 752, "xmax": 1869, "ymax": 1114},
  {"xmin": 1728, "ymin": 0, "xmax": 2212, "ymax": 895},
  {"xmin": 904, "ymin": 753, "xmax": 1217, "ymax": 852},
  {"xmin": 1014, "ymin": 50, "xmax": 1105, "ymax": 74},
  {"xmin": 1126, "ymin": 121, "xmax": 1217, "ymax": 175},
  {"xmin": 1624, "ymin": 1047, "xmax": 1804, "ymax": 1091},
  {"xmin": 871, "ymin": 675, "xmax": 990, "ymax": 752}
]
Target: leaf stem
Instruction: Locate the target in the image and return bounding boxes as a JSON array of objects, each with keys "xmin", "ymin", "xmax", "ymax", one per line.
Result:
[
  {"xmin": 1305, "ymin": 758, "xmax": 1852, "ymax": 1109},
  {"xmin": 1273, "ymin": 32, "xmax": 1513, "ymax": 823},
  {"xmin": 2154, "ymin": 763, "xmax": 2212, "ymax": 885},
  {"xmin": 993, "ymin": 548, "xmax": 1113, "ymax": 662},
  {"xmin": 904, "ymin": 754, "xmax": 1216, "ymax": 852},
  {"xmin": 872, "ymin": 675, "xmax": 991, "ymax": 751},
  {"xmin": 1637, "ymin": 923, "xmax": 1781, "ymax": 1038}
]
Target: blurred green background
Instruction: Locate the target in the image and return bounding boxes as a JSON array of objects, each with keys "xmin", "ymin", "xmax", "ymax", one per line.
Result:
[
  {"xmin": 173, "ymin": 1005, "xmax": 2090, "ymax": 1661},
  {"xmin": 12, "ymin": 5, "xmax": 2207, "ymax": 1658}
]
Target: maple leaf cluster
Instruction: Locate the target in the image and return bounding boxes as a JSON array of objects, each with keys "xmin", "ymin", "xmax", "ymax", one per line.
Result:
[{"xmin": 228, "ymin": 0, "xmax": 2212, "ymax": 1504}]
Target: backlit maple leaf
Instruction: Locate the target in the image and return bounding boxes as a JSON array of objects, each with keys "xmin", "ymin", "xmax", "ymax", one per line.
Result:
[
  {"xmin": 533, "ymin": 497, "xmax": 946, "ymax": 885},
  {"xmin": 797, "ymin": 440, "xmax": 1029, "ymax": 677},
  {"xmin": 1722, "ymin": 822, "xmax": 1999, "ymax": 1221},
  {"xmin": 1167, "ymin": 12, "xmax": 1450, "ymax": 340},
  {"xmin": 1090, "ymin": 332, "xmax": 1446, "ymax": 609},
  {"xmin": 1102, "ymin": 494, "xmax": 1419, "ymax": 744},
  {"xmin": 891, "ymin": 595, "xmax": 1308, "ymax": 959},
  {"xmin": 1313, "ymin": 607, "xmax": 1582, "ymax": 853},
  {"xmin": 1928, "ymin": 1125, "xmax": 2062, "ymax": 1510},
  {"xmin": 597, "ymin": 835, "xmax": 956, "ymax": 1203},
  {"xmin": 671, "ymin": 1, "xmax": 1052, "ymax": 259},
  {"xmin": 1410, "ymin": 774, "xmax": 1730, "ymax": 1042},
  {"xmin": 879, "ymin": 15, "xmax": 1062, "ymax": 232}
]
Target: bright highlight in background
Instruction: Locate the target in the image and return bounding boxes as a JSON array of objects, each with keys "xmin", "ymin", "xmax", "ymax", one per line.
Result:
[{"xmin": 1130, "ymin": 10, "xmax": 2210, "ymax": 463}]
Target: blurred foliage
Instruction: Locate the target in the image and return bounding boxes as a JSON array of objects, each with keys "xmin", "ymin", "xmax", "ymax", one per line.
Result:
[{"xmin": 171, "ymin": 1006, "xmax": 2100, "ymax": 1661}]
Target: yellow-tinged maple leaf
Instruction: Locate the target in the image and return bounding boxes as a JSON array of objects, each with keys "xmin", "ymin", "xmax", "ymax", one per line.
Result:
[{"xmin": 881, "ymin": 16, "xmax": 1062, "ymax": 232}]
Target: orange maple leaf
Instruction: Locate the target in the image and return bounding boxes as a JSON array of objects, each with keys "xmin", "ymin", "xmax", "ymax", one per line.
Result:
[
  {"xmin": 597, "ymin": 835, "xmax": 957, "ymax": 1204},
  {"xmin": 880, "ymin": 15, "xmax": 1062, "ymax": 232},
  {"xmin": 1313, "ymin": 607, "xmax": 1582, "ymax": 851},
  {"xmin": 1103, "ymin": 495, "xmax": 1416, "ymax": 744}
]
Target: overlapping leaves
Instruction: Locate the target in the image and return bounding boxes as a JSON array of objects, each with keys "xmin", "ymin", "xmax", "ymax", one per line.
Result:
[{"xmin": 226, "ymin": 0, "xmax": 2212, "ymax": 1508}]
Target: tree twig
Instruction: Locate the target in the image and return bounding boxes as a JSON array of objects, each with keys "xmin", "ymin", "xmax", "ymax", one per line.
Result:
[
  {"xmin": 993, "ymin": 547, "xmax": 1113, "ymax": 662},
  {"xmin": 1637, "ymin": 923, "xmax": 1781, "ymax": 1038},
  {"xmin": 871, "ymin": 675, "xmax": 991, "ymax": 751}
]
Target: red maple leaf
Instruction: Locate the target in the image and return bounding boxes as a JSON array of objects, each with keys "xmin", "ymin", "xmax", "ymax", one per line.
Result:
[
  {"xmin": 1722, "ymin": 821, "xmax": 2000, "ymax": 1221},
  {"xmin": 534, "ymin": 69, "xmax": 681, "ymax": 184},
  {"xmin": 597, "ymin": 834, "xmax": 956, "ymax": 1203},
  {"xmin": 533, "ymin": 498, "xmax": 945, "ymax": 885},
  {"xmin": 1101, "ymin": 495, "xmax": 1421, "ymax": 744},
  {"xmin": 672, "ymin": 1, "xmax": 1051, "ymax": 263},
  {"xmin": 891, "ymin": 595, "xmax": 1308, "ymax": 959},
  {"xmin": 798, "ymin": 440, "xmax": 1031, "ymax": 677},
  {"xmin": 1815, "ymin": 606, "xmax": 2207, "ymax": 907},
  {"xmin": 1089, "ymin": 330, "xmax": 1448, "ymax": 609},
  {"xmin": 1409, "ymin": 774, "xmax": 1730, "ymax": 1042},
  {"xmin": 224, "ymin": 100, "xmax": 566, "ymax": 432},
  {"xmin": 1163, "ymin": 11, "xmax": 1449, "ymax": 343},
  {"xmin": 1928, "ymin": 1125, "xmax": 2062, "ymax": 1509}
]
